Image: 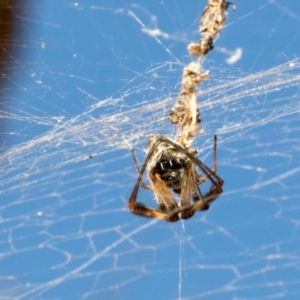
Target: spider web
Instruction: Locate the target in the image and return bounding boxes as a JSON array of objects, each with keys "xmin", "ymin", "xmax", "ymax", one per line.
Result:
[{"xmin": 1, "ymin": 0, "xmax": 300, "ymax": 299}]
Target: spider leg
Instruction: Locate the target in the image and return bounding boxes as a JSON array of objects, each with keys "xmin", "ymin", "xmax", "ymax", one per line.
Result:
[
  {"xmin": 177, "ymin": 162, "xmax": 196, "ymax": 219},
  {"xmin": 190, "ymin": 166, "xmax": 206, "ymax": 205},
  {"xmin": 130, "ymin": 147, "xmax": 153, "ymax": 191},
  {"xmin": 197, "ymin": 134, "xmax": 219, "ymax": 185},
  {"xmin": 190, "ymin": 135, "xmax": 224, "ymax": 192},
  {"xmin": 127, "ymin": 137, "xmax": 181, "ymax": 222},
  {"xmin": 170, "ymin": 162, "xmax": 209, "ymax": 219},
  {"xmin": 175, "ymin": 163, "xmax": 210, "ymax": 218},
  {"xmin": 148, "ymin": 173, "xmax": 180, "ymax": 221},
  {"xmin": 127, "ymin": 173, "xmax": 179, "ymax": 222},
  {"xmin": 189, "ymin": 178, "xmax": 223, "ymax": 214},
  {"xmin": 127, "ymin": 200, "xmax": 177, "ymax": 221},
  {"xmin": 188, "ymin": 135, "xmax": 223, "ymax": 213}
]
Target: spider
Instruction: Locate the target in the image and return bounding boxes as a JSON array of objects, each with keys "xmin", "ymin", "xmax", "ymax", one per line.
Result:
[{"xmin": 127, "ymin": 134, "xmax": 224, "ymax": 222}]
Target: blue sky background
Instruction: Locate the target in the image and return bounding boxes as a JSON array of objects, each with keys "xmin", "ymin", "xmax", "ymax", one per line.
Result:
[{"xmin": 0, "ymin": 1, "xmax": 300, "ymax": 299}]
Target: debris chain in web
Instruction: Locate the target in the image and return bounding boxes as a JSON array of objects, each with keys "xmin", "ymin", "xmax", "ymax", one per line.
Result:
[
  {"xmin": 126, "ymin": 0, "xmax": 235, "ymax": 222},
  {"xmin": 188, "ymin": 0, "xmax": 236, "ymax": 57},
  {"xmin": 169, "ymin": 0, "xmax": 235, "ymax": 148}
]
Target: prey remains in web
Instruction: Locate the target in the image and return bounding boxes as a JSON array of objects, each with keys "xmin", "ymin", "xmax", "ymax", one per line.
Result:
[
  {"xmin": 127, "ymin": 0, "xmax": 235, "ymax": 222},
  {"xmin": 188, "ymin": 0, "xmax": 236, "ymax": 57}
]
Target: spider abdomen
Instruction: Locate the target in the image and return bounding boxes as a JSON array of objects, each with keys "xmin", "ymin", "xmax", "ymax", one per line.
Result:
[{"xmin": 150, "ymin": 156, "xmax": 188, "ymax": 189}]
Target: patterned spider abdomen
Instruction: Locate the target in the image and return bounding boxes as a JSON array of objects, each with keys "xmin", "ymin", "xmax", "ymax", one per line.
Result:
[{"xmin": 147, "ymin": 137, "xmax": 190, "ymax": 191}]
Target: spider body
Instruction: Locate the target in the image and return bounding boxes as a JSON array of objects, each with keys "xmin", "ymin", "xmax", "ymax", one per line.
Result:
[{"xmin": 127, "ymin": 135, "xmax": 224, "ymax": 222}]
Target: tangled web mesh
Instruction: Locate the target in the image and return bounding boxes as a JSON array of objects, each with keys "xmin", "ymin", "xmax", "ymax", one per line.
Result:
[{"xmin": 0, "ymin": 1, "xmax": 300, "ymax": 299}]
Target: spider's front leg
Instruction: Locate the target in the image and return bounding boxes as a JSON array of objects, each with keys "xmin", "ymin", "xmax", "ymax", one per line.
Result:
[
  {"xmin": 189, "ymin": 178, "xmax": 223, "ymax": 214},
  {"xmin": 127, "ymin": 174, "xmax": 180, "ymax": 222},
  {"xmin": 176, "ymin": 162, "xmax": 196, "ymax": 220},
  {"xmin": 181, "ymin": 135, "xmax": 224, "ymax": 215},
  {"xmin": 193, "ymin": 135, "xmax": 224, "ymax": 188},
  {"xmin": 129, "ymin": 147, "xmax": 153, "ymax": 192}
]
